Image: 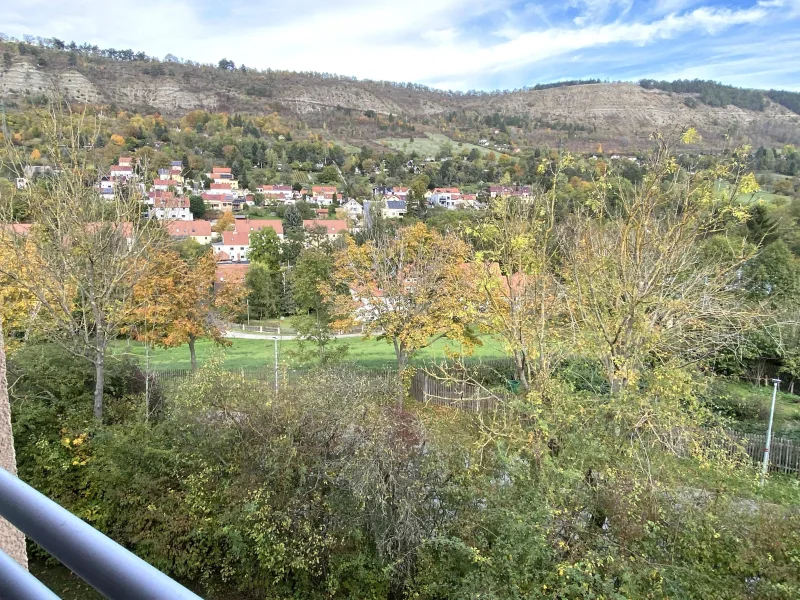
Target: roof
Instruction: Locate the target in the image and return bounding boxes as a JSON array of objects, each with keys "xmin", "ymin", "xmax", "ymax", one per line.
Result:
[
  {"xmin": 235, "ymin": 219, "xmax": 283, "ymax": 236},
  {"xmin": 171, "ymin": 161, "xmax": 183, "ymax": 167},
  {"xmin": 165, "ymin": 220, "xmax": 212, "ymax": 237},
  {"xmin": 110, "ymin": 165, "xmax": 133, "ymax": 172},
  {"xmin": 220, "ymin": 230, "xmax": 250, "ymax": 246},
  {"xmin": 153, "ymin": 179, "xmax": 177, "ymax": 186},
  {"xmin": 212, "ymin": 167, "xmax": 232, "ymax": 174},
  {"xmin": 152, "ymin": 197, "xmax": 189, "ymax": 209},
  {"xmin": 210, "ymin": 183, "xmax": 233, "ymax": 190},
  {"xmin": 216, "ymin": 263, "xmax": 248, "ymax": 282},
  {"xmin": 312, "ymin": 185, "xmax": 338, "ymax": 194},
  {"xmin": 433, "ymin": 187, "xmax": 460, "ymax": 194},
  {"xmin": 303, "ymin": 219, "xmax": 348, "ymax": 234},
  {"xmin": 386, "ymin": 200, "xmax": 406, "ymax": 210}
]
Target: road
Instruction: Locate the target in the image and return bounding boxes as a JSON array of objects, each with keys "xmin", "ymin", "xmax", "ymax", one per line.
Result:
[{"xmin": 223, "ymin": 329, "xmax": 368, "ymax": 341}]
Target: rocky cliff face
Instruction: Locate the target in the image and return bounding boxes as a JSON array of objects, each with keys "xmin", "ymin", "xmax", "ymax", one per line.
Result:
[{"xmin": 2, "ymin": 52, "xmax": 799, "ymax": 149}]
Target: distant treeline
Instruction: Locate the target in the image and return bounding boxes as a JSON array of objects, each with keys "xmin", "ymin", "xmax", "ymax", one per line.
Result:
[
  {"xmin": 529, "ymin": 79, "xmax": 602, "ymax": 91},
  {"xmin": 766, "ymin": 90, "xmax": 800, "ymax": 116},
  {"xmin": 639, "ymin": 79, "xmax": 766, "ymax": 111}
]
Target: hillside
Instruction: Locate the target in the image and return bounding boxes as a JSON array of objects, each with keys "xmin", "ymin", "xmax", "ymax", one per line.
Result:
[{"xmin": 2, "ymin": 41, "xmax": 800, "ymax": 151}]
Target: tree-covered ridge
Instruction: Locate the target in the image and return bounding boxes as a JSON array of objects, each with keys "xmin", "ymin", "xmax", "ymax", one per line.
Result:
[
  {"xmin": 639, "ymin": 79, "xmax": 767, "ymax": 111},
  {"xmin": 766, "ymin": 89, "xmax": 800, "ymax": 115}
]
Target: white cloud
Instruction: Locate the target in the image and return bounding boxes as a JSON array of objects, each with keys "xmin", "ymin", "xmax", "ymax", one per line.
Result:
[{"xmin": 0, "ymin": 1, "xmax": 795, "ymax": 90}]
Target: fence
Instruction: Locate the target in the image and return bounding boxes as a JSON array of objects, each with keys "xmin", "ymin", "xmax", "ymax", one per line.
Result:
[
  {"xmin": 409, "ymin": 370, "xmax": 511, "ymax": 413},
  {"xmin": 724, "ymin": 429, "xmax": 800, "ymax": 476}
]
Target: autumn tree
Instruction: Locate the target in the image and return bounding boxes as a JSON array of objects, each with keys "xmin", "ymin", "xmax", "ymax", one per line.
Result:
[
  {"xmin": 127, "ymin": 249, "xmax": 225, "ymax": 371},
  {"xmin": 331, "ymin": 223, "xmax": 477, "ymax": 377},
  {"xmin": 0, "ymin": 105, "xmax": 168, "ymax": 420},
  {"xmin": 470, "ymin": 189, "xmax": 566, "ymax": 392},
  {"xmin": 562, "ymin": 130, "xmax": 762, "ymax": 392},
  {"xmin": 213, "ymin": 210, "xmax": 235, "ymax": 233}
]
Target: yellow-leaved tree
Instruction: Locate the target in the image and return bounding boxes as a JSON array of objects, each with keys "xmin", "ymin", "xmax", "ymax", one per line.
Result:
[
  {"xmin": 127, "ymin": 249, "xmax": 226, "ymax": 371},
  {"xmin": 330, "ymin": 223, "xmax": 478, "ymax": 381}
]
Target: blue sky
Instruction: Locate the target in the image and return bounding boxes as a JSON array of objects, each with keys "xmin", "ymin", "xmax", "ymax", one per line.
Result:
[{"xmin": 1, "ymin": 0, "xmax": 799, "ymax": 91}]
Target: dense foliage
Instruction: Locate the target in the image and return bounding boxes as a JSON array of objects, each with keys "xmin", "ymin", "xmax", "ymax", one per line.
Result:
[{"xmin": 639, "ymin": 79, "xmax": 766, "ymax": 111}]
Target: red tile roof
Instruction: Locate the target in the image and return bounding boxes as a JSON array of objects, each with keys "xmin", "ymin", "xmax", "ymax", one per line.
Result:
[
  {"xmin": 210, "ymin": 183, "xmax": 233, "ymax": 190},
  {"xmin": 212, "ymin": 167, "xmax": 232, "ymax": 174},
  {"xmin": 221, "ymin": 230, "xmax": 250, "ymax": 246},
  {"xmin": 235, "ymin": 219, "xmax": 283, "ymax": 236},
  {"xmin": 303, "ymin": 219, "xmax": 348, "ymax": 234},
  {"xmin": 215, "ymin": 263, "xmax": 248, "ymax": 281},
  {"xmin": 153, "ymin": 179, "xmax": 177, "ymax": 186},
  {"xmin": 165, "ymin": 220, "xmax": 212, "ymax": 237}
]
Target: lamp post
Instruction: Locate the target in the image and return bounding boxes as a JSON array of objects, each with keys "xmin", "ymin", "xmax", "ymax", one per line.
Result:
[{"xmin": 760, "ymin": 378, "xmax": 781, "ymax": 486}]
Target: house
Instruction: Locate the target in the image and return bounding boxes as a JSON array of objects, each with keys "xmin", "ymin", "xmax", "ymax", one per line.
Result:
[
  {"xmin": 15, "ymin": 177, "xmax": 28, "ymax": 190},
  {"xmin": 165, "ymin": 220, "xmax": 214, "ymax": 244},
  {"xmin": 118, "ymin": 156, "xmax": 133, "ymax": 167},
  {"xmin": 257, "ymin": 184, "xmax": 294, "ymax": 203},
  {"xmin": 488, "ymin": 185, "xmax": 531, "ymax": 198},
  {"xmin": 303, "ymin": 219, "xmax": 347, "ymax": 243},
  {"xmin": 206, "ymin": 183, "xmax": 234, "ymax": 195},
  {"xmin": 342, "ymin": 198, "xmax": 363, "ymax": 218},
  {"xmin": 109, "ymin": 164, "xmax": 133, "ymax": 182},
  {"xmin": 208, "ymin": 167, "xmax": 239, "ymax": 189},
  {"xmin": 215, "ymin": 263, "xmax": 249, "ymax": 290},
  {"xmin": 213, "ymin": 230, "xmax": 250, "ymax": 262},
  {"xmin": 429, "ymin": 187, "xmax": 462, "ymax": 209},
  {"xmin": 149, "ymin": 195, "xmax": 192, "ymax": 221},
  {"xmin": 99, "ymin": 179, "xmax": 114, "ymax": 199},
  {"xmin": 235, "ymin": 219, "xmax": 284, "ymax": 241},
  {"xmin": 152, "ymin": 179, "xmax": 179, "ymax": 192},
  {"xmin": 383, "ymin": 199, "xmax": 407, "ymax": 219},
  {"xmin": 202, "ymin": 193, "xmax": 234, "ymax": 212}
]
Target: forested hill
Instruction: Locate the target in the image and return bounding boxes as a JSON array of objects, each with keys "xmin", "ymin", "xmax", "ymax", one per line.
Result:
[{"xmin": 2, "ymin": 38, "xmax": 800, "ymax": 151}]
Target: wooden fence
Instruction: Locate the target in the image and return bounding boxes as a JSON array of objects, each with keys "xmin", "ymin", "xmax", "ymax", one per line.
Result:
[
  {"xmin": 724, "ymin": 429, "xmax": 800, "ymax": 476},
  {"xmin": 409, "ymin": 371, "xmax": 511, "ymax": 413}
]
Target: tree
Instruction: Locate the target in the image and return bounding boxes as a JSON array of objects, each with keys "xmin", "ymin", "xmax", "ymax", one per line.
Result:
[
  {"xmin": 127, "ymin": 250, "xmax": 225, "ymax": 371},
  {"xmin": 218, "ymin": 58, "xmax": 235, "ymax": 71},
  {"xmin": 189, "ymin": 195, "xmax": 206, "ymax": 219},
  {"xmin": 282, "ymin": 204, "xmax": 303, "ymax": 233},
  {"xmin": 245, "ymin": 263, "xmax": 281, "ymax": 320},
  {"xmin": 330, "ymin": 223, "xmax": 477, "ymax": 379},
  {"xmin": 0, "ymin": 107, "xmax": 168, "ymax": 420},
  {"xmin": 213, "ymin": 210, "xmax": 235, "ymax": 233},
  {"xmin": 0, "ymin": 318, "xmax": 27, "ymax": 568},
  {"xmin": 317, "ymin": 165, "xmax": 340, "ymax": 184},
  {"xmin": 562, "ymin": 133, "xmax": 761, "ymax": 392},
  {"xmin": 471, "ymin": 193, "xmax": 565, "ymax": 393},
  {"xmin": 292, "ymin": 249, "xmax": 338, "ymax": 361},
  {"xmin": 248, "ymin": 227, "xmax": 282, "ymax": 268}
]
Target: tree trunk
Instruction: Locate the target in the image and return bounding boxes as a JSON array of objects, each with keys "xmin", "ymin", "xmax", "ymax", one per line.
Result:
[
  {"xmin": 93, "ymin": 339, "xmax": 106, "ymax": 421},
  {"xmin": 188, "ymin": 334, "xmax": 197, "ymax": 371},
  {"xmin": 0, "ymin": 321, "xmax": 28, "ymax": 568},
  {"xmin": 513, "ymin": 349, "xmax": 529, "ymax": 392},
  {"xmin": 393, "ymin": 338, "xmax": 408, "ymax": 409}
]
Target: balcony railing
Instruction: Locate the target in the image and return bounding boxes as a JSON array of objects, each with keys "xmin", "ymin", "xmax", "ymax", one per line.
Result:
[{"xmin": 0, "ymin": 467, "xmax": 203, "ymax": 599}]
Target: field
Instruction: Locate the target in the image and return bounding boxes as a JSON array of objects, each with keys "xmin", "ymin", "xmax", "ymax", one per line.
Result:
[
  {"xmin": 378, "ymin": 132, "xmax": 502, "ymax": 158},
  {"xmin": 718, "ymin": 381, "xmax": 800, "ymax": 441},
  {"xmin": 116, "ymin": 334, "xmax": 509, "ymax": 371}
]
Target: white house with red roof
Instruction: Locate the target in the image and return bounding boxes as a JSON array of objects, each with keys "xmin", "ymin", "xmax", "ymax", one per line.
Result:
[
  {"xmin": 303, "ymin": 219, "xmax": 348, "ymax": 243},
  {"xmin": 429, "ymin": 187, "xmax": 463, "ymax": 209},
  {"xmin": 202, "ymin": 193, "xmax": 234, "ymax": 212},
  {"xmin": 149, "ymin": 194, "xmax": 192, "ymax": 221},
  {"xmin": 213, "ymin": 230, "xmax": 250, "ymax": 262},
  {"xmin": 109, "ymin": 164, "xmax": 133, "ymax": 182},
  {"xmin": 257, "ymin": 184, "xmax": 294, "ymax": 203},
  {"xmin": 165, "ymin": 220, "xmax": 214, "ymax": 244}
]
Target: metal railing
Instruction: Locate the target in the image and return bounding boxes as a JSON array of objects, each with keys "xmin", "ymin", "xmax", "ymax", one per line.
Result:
[{"xmin": 0, "ymin": 467, "xmax": 203, "ymax": 599}]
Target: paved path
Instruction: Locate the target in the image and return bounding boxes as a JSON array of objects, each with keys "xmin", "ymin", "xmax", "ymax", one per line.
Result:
[{"xmin": 223, "ymin": 329, "xmax": 367, "ymax": 341}]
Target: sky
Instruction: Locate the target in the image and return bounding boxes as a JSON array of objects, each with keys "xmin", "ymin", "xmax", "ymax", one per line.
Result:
[{"xmin": 1, "ymin": 0, "xmax": 799, "ymax": 92}]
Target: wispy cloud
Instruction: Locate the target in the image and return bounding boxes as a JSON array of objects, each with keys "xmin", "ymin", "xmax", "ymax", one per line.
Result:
[{"xmin": 0, "ymin": 0, "xmax": 798, "ymax": 91}]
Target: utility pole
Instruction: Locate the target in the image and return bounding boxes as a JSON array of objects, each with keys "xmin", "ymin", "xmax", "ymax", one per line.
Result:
[
  {"xmin": 273, "ymin": 336, "xmax": 279, "ymax": 394},
  {"xmin": 0, "ymin": 101, "xmax": 8, "ymax": 141},
  {"xmin": 760, "ymin": 378, "xmax": 780, "ymax": 486}
]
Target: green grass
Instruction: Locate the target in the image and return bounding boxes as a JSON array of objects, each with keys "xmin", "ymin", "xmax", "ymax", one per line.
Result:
[
  {"xmin": 715, "ymin": 380, "xmax": 800, "ymax": 441},
  {"xmin": 115, "ymin": 334, "xmax": 509, "ymax": 371},
  {"xmin": 378, "ymin": 132, "xmax": 503, "ymax": 158}
]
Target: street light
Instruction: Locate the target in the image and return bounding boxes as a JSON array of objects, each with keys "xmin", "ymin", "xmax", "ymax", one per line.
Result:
[{"xmin": 760, "ymin": 378, "xmax": 781, "ymax": 486}]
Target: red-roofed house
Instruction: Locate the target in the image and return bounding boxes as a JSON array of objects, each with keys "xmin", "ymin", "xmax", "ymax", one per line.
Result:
[
  {"xmin": 109, "ymin": 164, "xmax": 133, "ymax": 182},
  {"xmin": 206, "ymin": 183, "xmax": 234, "ymax": 195},
  {"xmin": 215, "ymin": 263, "xmax": 249, "ymax": 289},
  {"xmin": 152, "ymin": 179, "xmax": 179, "ymax": 192},
  {"xmin": 235, "ymin": 219, "xmax": 284, "ymax": 240},
  {"xmin": 257, "ymin": 184, "xmax": 294, "ymax": 203},
  {"xmin": 202, "ymin": 193, "xmax": 234, "ymax": 211},
  {"xmin": 430, "ymin": 187, "xmax": 463, "ymax": 209},
  {"xmin": 303, "ymin": 219, "xmax": 348, "ymax": 243},
  {"xmin": 213, "ymin": 230, "xmax": 251, "ymax": 262},
  {"xmin": 149, "ymin": 196, "xmax": 191, "ymax": 221},
  {"xmin": 165, "ymin": 220, "xmax": 213, "ymax": 244},
  {"xmin": 118, "ymin": 156, "xmax": 133, "ymax": 167},
  {"xmin": 207, "ymin": 167, "xmax": 238, "ymax": 188}
]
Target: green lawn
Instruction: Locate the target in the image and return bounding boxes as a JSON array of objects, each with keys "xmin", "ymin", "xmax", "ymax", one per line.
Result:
[
  {"xmin": 717, "ymin": 381, "xmax": 800, "ymax": 441},
  {"xmin": 378, "ymin": 132, "xmax": 503, "ymax": 158},
  {"xmin": 115, "ymin": 334, "xmax": 509, "ymax": 371}
]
